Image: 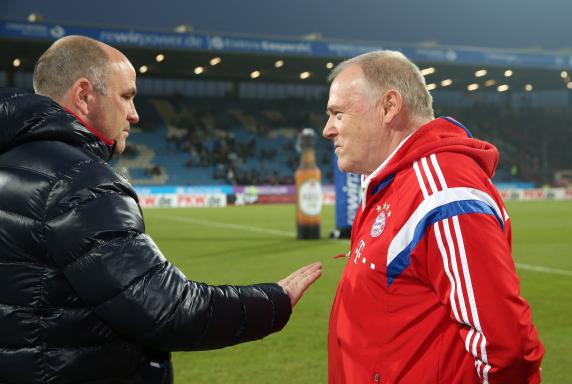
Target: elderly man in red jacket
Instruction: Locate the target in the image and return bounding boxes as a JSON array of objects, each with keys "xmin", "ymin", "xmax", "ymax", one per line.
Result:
[{"xmin": 324, "ymin": 50, "xmax": 544, "ymax": 383}]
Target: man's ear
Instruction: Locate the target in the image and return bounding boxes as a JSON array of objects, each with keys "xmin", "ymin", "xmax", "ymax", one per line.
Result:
[
  {"xmin": 69, "ymin": 78, "xmax": 95, "ymax": 116},
  {"xmin": 379, "ymin": 89, "xmax": 403, "ymax": 124}
]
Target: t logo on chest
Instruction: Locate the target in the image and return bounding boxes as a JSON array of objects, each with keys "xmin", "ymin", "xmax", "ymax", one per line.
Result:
[
  {"xmin": 352, "ymin": 238, "xmax": 376, "ymax": 270},
  {"xmin": 353, "ymin": 239, "xmax": 366, "ymax": 264}
]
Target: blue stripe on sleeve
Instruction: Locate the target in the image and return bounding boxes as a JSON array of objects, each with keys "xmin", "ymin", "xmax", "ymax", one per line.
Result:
[{"xmin": 387, "ymin": 199, "xmax": 502, "ymax": 286}]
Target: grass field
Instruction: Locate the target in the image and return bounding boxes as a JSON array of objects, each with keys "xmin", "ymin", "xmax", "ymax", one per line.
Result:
[{"xmin": 143, "ymin": 200, "xmax": 572, "ymax": 383}]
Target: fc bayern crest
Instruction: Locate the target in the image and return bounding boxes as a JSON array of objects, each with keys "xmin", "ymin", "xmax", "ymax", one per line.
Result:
[{"xmin": 371, "ymin": 203, "xmax": 391, "ymax": 238}]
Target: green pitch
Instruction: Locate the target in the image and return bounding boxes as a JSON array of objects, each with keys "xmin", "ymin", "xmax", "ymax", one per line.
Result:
[{"xmin": 143, "ymin": 200, "xmax": 572, "ymax": 383}]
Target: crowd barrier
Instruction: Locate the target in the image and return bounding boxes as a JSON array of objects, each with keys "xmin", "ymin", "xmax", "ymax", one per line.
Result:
[
  {"xmin": 134, "ymin": 185, "xmax": 572, "ymax": 208},
  {"xmin": 500, "ymin": 188, "xmax": 572, "ymax": 201},
  {"xmin": 135, "ymin": 185, "xmax": 336, "ymax": 208}
]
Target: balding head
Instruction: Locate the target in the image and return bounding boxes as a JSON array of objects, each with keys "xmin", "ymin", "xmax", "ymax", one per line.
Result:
[
  {"xmin": 329, "ymin": 50, "xmax": 434, "ymax": 121},
  {"xmin": 33, "ymin": 35, "xmax": 118, "ymax": 101},
  {"xmin": 32, "ymin": 35, "xmax": 139, "ymax": 155}
]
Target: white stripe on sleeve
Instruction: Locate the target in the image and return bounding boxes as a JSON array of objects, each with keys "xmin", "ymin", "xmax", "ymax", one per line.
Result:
[
  {"xmin": 430, "ymin": 154, "xmax": 448, "ymax": 189},
  {"xmin": 421, "ymin": 157, "xmax": 439, "ymax": 194},
  {"xmin": 452, "ymin": 215, "xmax": 491, "ymax": 382},
  {"xmin": 413, "ymin": 160, "xmax": 429, "ymax": 198},
  {"xmin": 465, "ymin": 328, "xmax": 475, "ymax": 352},
  {"xmin": 442, "ymin": 218, "xmax": 470, "ymax": 325},
  {"xmin": 434, "ymin": 222, "xmax": 461, "ymax": 323}
]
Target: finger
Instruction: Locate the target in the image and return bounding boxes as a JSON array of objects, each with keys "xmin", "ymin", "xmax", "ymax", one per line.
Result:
[
  {"xmin": 296, "ymin": 268, "xmax": 322, "ymax": 291},
  {"xmin": 287, "ymin": 268, "xmax": 322, "ymax": 307},
  {"xmin": 291, "ymin": 262, "xmax": 322, "ymax": 277},
  {"xmin": 278, "ymin": 262, "xmax": 322, "ymax": 285},
  {"xmin": 290, "ymin": 265, "xmax": 322, "ymax": 287},
  {"xmin": 277, "ymin": 263, "xmax": 322, "ymax": 307},
  {"xmin": 285, "ymin": 267, "xmax": 320, "ymax": 287}
]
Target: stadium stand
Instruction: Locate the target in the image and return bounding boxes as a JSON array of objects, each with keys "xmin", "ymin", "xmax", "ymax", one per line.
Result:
[
  {"xmin": 109, "ymin": 90, "xmax": 571, "ymax": 187},
  {"xmin": 112, "ymin": 96, "xmax": 332, "ymax": 186},
  {"xmin": 435, "ymin": 103, "xmax": 572, "ymax": 185},
  {"xmin": 1, "ymin": 20, "xmax": 570, "ymax": 188}
]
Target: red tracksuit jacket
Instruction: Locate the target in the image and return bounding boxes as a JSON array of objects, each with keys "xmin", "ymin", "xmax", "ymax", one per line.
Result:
[{"xmin": 328, "ymin": 117, "xmax": 544, "ymax": 384}]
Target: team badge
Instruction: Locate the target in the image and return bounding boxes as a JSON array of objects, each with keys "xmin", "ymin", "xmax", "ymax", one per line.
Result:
[{"xmin": 371, "ymin": 203, "xmax": 391, "ymax": 238}]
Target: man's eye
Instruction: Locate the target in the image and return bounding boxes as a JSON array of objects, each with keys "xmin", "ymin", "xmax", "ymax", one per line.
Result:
[{"xmin": 336, "ymin": 113, "xmax": 342, "ymax": 120}]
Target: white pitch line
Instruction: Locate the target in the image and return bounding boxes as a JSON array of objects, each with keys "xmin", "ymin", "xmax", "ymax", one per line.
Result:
[
  {"xmin": 149, "ymin": 214, "xmax": 572, "ymax": 277},
  {"xmin": 149, "ymin": 214, "xmax": 296, "ymax": 237},
  {"xmin": 516, "ymin": 263, "xmax": 572, "ymax": 278}
]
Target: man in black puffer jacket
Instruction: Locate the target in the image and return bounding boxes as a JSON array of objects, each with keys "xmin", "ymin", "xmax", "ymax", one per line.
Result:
[{"xmin": 0, "ymin": 36, "xmax": 322, "ymax": 384}]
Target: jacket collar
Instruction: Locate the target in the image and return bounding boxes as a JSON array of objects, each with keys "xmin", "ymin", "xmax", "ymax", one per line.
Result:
[
  {"xmin": 360, "ymin": 117, "xmax": 498, "ymax": 208},
  {"xmin": 0, "ymin": 88, "xmax": 115, "ymax": 161}
]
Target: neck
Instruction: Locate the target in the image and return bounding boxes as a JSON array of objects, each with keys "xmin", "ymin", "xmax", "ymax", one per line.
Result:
[
  {"xmin": 410, "ymin": 114, "xmax": 433, "ymax": 131},
  {"xmin": 367, "ymin": 115, "xmax": 432, "ymax": 174},
  {"xmin": 393, "ymin": 114, "xmax": 433, "ymax": 148}
]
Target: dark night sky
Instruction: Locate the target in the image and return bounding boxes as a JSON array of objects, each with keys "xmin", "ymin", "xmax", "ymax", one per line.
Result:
[{"xmin": 2, "ymin": 0, "xmax": 570, "ymax": 50}]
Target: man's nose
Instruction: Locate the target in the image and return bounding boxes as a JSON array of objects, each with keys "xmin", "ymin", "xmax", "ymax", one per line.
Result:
[
  {"xmin": 323, "ymin": 117, "xmax": 336, "ymax": 140},
  {"xmin": 128, "ymin": 103, "xmax": 139, "ymax": 124}
]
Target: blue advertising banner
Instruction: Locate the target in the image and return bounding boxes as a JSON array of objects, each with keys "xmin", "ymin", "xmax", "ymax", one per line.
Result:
[
  {"xmin": 2, "ymin": 20, "xmax": 572, "ymax": 69},
  {"xmin": 134, "ymin": 185, "xmax": 234, "ymax": 195},
  {"xmin": 333, "ymin": 152, "xmax": 361, "ymax": 232}
]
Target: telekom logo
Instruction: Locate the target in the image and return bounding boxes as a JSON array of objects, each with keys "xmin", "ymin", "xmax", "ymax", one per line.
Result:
[{"xmin": 353, "ymin": 239, "xmax": 366, "ymax": 264}]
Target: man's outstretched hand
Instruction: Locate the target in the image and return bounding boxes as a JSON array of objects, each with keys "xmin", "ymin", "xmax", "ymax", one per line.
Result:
[{"xmin": 278, "ymin": 262, "xmax": 322, "ymax": 308}]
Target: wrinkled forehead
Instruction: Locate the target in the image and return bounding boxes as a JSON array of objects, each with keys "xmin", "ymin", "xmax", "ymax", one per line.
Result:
[
  {"xmin": 109, "ymin": 55, "xmax": 136, "ymax": 75},
  {"xmin": 102, "ymin": 43, "xmax": 136, "ymax": 76},
  {"xmin": 329, "ymin": 66, "xmax": 372, "ymax": 103},
  {"xmin": 107, "ymin": 58, "xmax": 137, "ymax": 88}
]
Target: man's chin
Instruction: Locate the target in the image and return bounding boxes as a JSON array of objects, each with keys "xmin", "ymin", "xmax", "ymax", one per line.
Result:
[
  {"xmin": 113, "ymin": 138, "xmax": 126, "ymax": 154},
  {"xmin": 338, "ymin": 161, "xmax": 361, "ymax": 175},
  {"xmin": 337, "ymin": 160, "xmax": 350, "ymax": 173}
]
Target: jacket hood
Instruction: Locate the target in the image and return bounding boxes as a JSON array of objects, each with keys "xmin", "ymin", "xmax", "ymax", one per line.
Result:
[
  {"xmin": 365, "ymin": 117, "xmax": 499, "ymax": 195},
  {"xmin": 0, "ymin": 88, "xmax": 114, "ymax": 161}
]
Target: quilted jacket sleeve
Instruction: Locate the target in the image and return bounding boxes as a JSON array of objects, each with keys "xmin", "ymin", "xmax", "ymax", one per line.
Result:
[{"xmin": 44, "ymin": 159, "xmax": 292, "ymax": 351}]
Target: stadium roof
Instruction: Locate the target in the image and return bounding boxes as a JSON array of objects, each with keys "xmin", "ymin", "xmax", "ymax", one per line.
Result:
[
  {"xmin": 1, "ymin": 19, "xmax": 571, "ymax": 92},
  {"xmin": 4, "ymin": 0, "xmax": 572, "ymax": 51}
]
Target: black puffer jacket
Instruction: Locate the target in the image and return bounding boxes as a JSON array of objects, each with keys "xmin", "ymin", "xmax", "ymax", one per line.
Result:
[{"xmin": 0, "ymin": 88, "xmax": 292, "ymax": 384}]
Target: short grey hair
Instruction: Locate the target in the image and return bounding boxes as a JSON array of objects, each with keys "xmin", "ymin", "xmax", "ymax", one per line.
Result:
[
  {"xmin": 33, "ymin": 35, "xmax": 111, "ymax": 100},
  {"xmin": 328, "ymin": 50, "xmax": 434, "ymax": 119}
]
